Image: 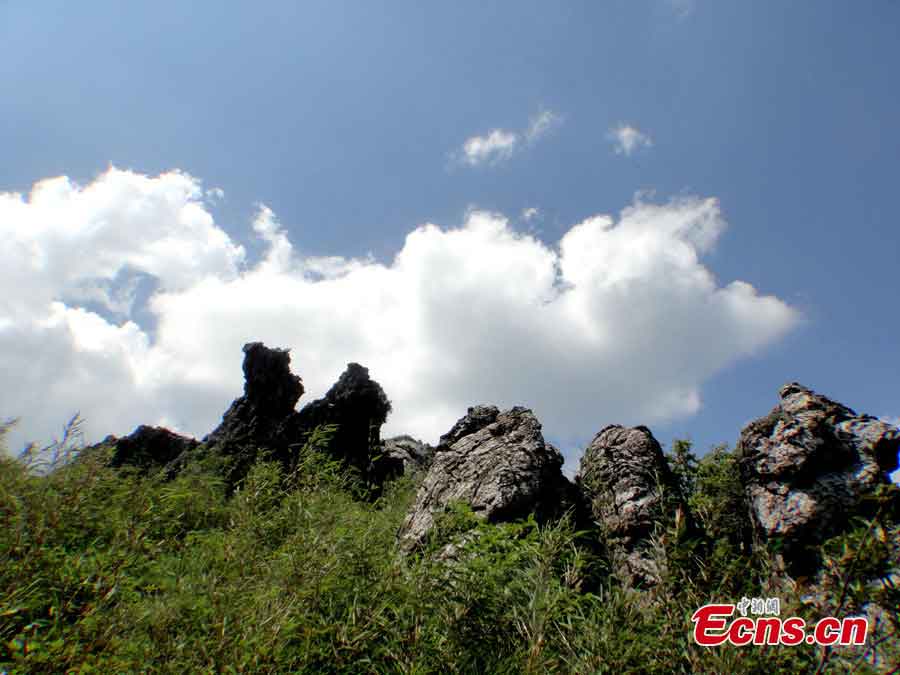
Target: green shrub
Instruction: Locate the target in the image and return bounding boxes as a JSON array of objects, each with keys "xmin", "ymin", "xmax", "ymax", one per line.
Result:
[{"xmin": 1, "ymin": 421, "xmax": 896, "ymax": 673}]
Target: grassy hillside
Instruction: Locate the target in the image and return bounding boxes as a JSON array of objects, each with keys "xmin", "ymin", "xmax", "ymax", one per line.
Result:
[{"xmin": 1, "ymin": 420, "xmax": 897, "ymax": 674}]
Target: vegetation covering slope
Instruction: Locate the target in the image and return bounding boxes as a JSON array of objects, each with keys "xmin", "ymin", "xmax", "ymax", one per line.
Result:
[{"xmin": 1, "ymin": 419, "xmax": 898, "ymax": 674}]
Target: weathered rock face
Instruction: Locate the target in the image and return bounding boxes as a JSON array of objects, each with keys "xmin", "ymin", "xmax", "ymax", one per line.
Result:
[
  {"xmin": 204, "ymin": 342, "xmax": 304, "ymax": 458},
  {"xmin": 578, "ymin": 424, "xmax": 683, "ymax": 587},
  {"xmin": 105, "ymin": 425, "xmax": 199, "ymax": 471},
  {"xmin": 242, "ymin": 342, "xmax": 305, "ymax": 418},
  {"xmin": 293, "ymin": 362, "xmax": 395, "ymax": 486},
  {"xmin": 382, "ymin": 435, "xmax": 433, "ymax": 475},
  {"xmin": 398, "ymin": 405, "xmax": 574, "ymax": 551},
  {"xmin": 737, "ymin": 382, "xmax": 900, "ymax": 575},
  {"xmin": 204, "ymin": 345, "xmax": 395, "ymax": 490},
  {"xmin": 438, "ymin": 405, "xmax": 503, "ymax": 447}
]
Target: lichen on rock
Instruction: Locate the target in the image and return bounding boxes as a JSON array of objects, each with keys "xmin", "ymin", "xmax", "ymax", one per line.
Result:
[
  {"xmin": 398, "ymin": 405, "xmax": 576, "ymax": 551},
  {"xmin": 737, "ymin": 382, "xmax": 900, "ymax": 575}
]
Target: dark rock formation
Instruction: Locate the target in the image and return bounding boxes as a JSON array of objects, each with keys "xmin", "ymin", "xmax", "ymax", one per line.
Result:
[
  {"xmin": 438, "ymin": 405, "xmax": 503, "ymax": 447},
  {"xmin": 737, "ymin": 382, "xmax": 900, "ymax": 575},
  {"xmin": 398, "ymin": 405, "xmax": 575, "ymax": 551},
  {"xmin": 292, "ymin": 362, "xmax": 395, "ymax": 486},
  {"xmin": 204, "ymin": 344, "xmax": 394, "ymax": 490},
  {"xmin": 204, "ymin": 342, "xmax": 304, "ymax": 459},
  {"xmin": 382, "ymin": 435, "xmax": 433, "ymax": 475},
  {"xmin": 92, "ymin": 342, "xmax": 397, "ymax": 492},
  {"xmin": 105, "ymin": 425, "xmax": 199, "ymax": 471},
  {"xmin": 578, "ymin": 424, "xmax": 684, "ymax": 587}
]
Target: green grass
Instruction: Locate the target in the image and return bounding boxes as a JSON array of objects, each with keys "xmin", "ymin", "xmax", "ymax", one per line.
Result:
[{"xmin": 1, "ymin": 424, "xmax": 896, "ymax": 673}]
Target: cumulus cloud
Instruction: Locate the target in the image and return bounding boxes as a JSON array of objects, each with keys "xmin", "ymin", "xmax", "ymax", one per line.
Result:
[
  {"xmin": 456, "ymin": 109, "xmax": 562, "ymax": 167},
  {"xmin": 608, "ymin": 123, "xmax": 653, "ymax": 156},
  {"xmin": 0, "ymin": 168, "xmax": 799, "ymax": 466}
]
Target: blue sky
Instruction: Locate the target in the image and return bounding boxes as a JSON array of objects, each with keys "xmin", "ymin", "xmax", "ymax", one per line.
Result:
[{"xmin": 1, "ymin": 1, "xmax": 898, "ymax": 476}]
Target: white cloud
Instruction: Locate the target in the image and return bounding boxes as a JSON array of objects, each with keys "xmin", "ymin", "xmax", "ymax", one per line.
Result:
[
  {"xmin": 525, "ymin": 110, "xmax": 562, "ymax": 143},
  {"xmin": 0, "ymin": 168, "xmax": 800, "ymax": 468},
  {"xmin": 459, "ymin": 129, "xmax": 519, "ymax": 167},
  {"xmin": 456, "ymin": 109, "xmax": 562, "ymax": 167},
  {"xmin": 608, "ymin": 123, "xmax": 653, "ymax": 156},
  {"xmin": 521, "ymin": 207, "xmax": 540, "ymax": 221}
]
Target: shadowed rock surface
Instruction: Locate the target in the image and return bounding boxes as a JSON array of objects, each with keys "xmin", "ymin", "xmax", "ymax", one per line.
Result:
[
  {"xmin": 90, "ymin": 342, "xmax": 398, "ymax": 491},
  {"xmin": 737, "ymin": 382, "xmax": 900, "ymax": 575},
  {"xmin": 438, "ymin": 405, "xmax": 504, "ymax": 447},
  {"xmin": 578, "ymin": 424, "xmax": 684, "ymax": 587},
  {"xmin": 105, "ymin": 425, "xmax": 199, "ymax": 471},
  {"xmin": 292, "ymin": 362, "xmax": 396, "ymax": 487},
  {"xmin": 398, "ymin": 405, "xmax": 576, "ymax": 551},
  {"xmin": 382, "ymin": 435, "xmax": 434, "ymax": 476},
  {"xmin": 203, "ymin": 345, "xmax": 394, "ymax": 489},
  {"xmin": 204, "ymin": 342, "xmax": 304, "ymax": 460}
]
